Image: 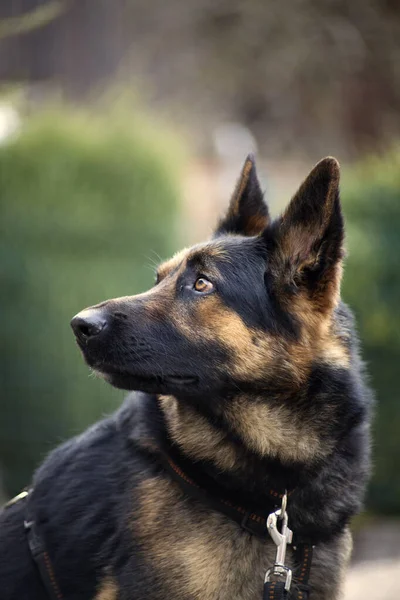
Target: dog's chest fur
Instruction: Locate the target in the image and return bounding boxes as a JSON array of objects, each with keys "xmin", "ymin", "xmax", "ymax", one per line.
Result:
[
  {"xmin": 133, "ymin": 476, "xmax": 276, "ymax": 600},
  {"xmin": 130, "ymin": 476, "xmax": 350, "ymax": 600}
]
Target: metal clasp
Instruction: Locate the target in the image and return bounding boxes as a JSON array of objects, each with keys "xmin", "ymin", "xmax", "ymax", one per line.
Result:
[
  {"xmin": 264, "ymin": 493, "xmax": 293, "ymax": 591},
  {"xmin": 264, "ymin": 565, "xmax": 292, "ymax": 592}
]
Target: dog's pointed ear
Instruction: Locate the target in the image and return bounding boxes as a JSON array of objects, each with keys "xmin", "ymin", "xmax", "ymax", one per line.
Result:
[
  {"xmin": 271, "ymin": 157, "xmax": 344, "ymax": 311},
  {"xmin": 215, "ymin": 154, "xmax": 270, "ymax": 237}
]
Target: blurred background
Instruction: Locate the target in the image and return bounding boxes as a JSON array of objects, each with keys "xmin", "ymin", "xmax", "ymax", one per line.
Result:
[{"xmin": 0, "ymin": 1, "xmax": 399, "ymax": 597}]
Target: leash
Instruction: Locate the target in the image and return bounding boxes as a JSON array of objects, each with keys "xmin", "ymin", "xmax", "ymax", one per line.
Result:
[{"xmin": 3, "ymin": 489, "xmax": 64, "ymax": 600}]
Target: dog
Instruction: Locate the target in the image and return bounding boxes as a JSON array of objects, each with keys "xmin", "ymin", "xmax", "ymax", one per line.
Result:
[{"xmin": 0, "ymin": 155, "xmax": 372, "ymax": 600}]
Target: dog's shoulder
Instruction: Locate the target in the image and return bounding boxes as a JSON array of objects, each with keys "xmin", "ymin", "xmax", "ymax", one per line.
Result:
[
  {"xmin": 23, "ymin": 393, "xmax": 160, "ymax": 598},
  {"xmin": 34, "ymin": 392, "xmax": 157, "ymax": 487}
]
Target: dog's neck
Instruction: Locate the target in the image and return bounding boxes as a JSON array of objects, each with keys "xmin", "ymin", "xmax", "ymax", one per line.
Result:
[{"xmin": 156, "ymin": 393, "xmax": 321, "ymax": 504}]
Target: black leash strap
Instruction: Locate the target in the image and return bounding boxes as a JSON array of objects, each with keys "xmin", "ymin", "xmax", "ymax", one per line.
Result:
[
  {"xmin": 263, "ymin": 580, "xmax": 289, "ymax": 600},
  {"xmin": 24, "ymin": 518, "xmax": 63, "ymax": 600},
  {"xmin": 295, "ymin": 543, "xmax": 313, "ymax": 599},
  {"xmin": 23, "ymin": 492, "xmax": 64, "ymax": 600},
  {"xmin": 3, "ymin": 489, "xmax": 63, "ymax": 600},
  {"xmin": 263, "ymin": 544, "xmax": 313, "ymax": 600}
]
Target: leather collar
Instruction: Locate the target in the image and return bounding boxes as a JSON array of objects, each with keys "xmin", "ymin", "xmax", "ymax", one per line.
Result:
[{"xmin": 160, "ymin": 441, "xmax": 295, "ymax": 541}]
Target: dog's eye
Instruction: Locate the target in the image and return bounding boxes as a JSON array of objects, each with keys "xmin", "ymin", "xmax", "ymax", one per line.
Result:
[{"xmin": 194, "ymin": 277, "xmax": 214, "ymax": 293}]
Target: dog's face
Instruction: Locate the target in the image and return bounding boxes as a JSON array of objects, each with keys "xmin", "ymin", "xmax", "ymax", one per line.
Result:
[{"xmin": 71, "ymin": 156, "xmax": 347, "ymax": 406}]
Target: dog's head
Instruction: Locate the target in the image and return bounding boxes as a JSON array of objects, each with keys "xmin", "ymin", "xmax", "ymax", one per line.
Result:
[{"xmin": 71, "ymin": 156, "xmax": 347, "ymax": 407}]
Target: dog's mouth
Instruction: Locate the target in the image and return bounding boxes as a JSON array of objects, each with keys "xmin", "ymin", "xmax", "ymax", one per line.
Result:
[
  {"xmin": 92, "ymin": 363, "xmax": 199, "ymax": 391},
  {"xmin": 75, "ymin": 337, "xmax": 199, "ymax": 391}
]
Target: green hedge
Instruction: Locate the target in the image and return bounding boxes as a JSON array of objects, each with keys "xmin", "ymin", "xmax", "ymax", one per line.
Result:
[
  {"xmin": 342, "ymin": 152, "xmax": 400, "ymax": 514},
  {"xmin": 0, "ymin": 108, "xmax": 181, "ymax": 496}
]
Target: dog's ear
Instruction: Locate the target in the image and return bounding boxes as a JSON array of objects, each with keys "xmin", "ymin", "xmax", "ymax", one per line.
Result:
[
  {"xmin": 270, "ymin": 157, "xmax": 344, "ymax": 311},
  {"xmin": 215, "ymin": 154, "xmax": 270, "ymax": 237}
]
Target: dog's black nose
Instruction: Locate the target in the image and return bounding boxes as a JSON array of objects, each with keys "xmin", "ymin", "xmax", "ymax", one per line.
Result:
[{"xmin": 70, "ymin": 309, "xmax": 108, "ymax": 342}]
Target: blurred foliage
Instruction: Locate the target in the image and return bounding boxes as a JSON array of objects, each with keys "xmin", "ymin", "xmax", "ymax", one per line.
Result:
[
  {"xmin": 342, "ymin": 152, "xmax": 400, "ymax": 514},
  {"xmin": 0, "ymin": 107, "xmax": 181, "ymax": 496}
]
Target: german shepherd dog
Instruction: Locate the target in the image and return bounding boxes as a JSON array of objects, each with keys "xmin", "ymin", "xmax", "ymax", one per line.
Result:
[{"xmin": 0, "ymin": 156, "xmax": 371, "ymax": 600}]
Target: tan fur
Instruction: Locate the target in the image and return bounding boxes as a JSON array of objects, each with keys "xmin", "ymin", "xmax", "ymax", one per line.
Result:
[
  {"xmin": 245, "ymin": 213, "xmax": 270, "ymax": 236},
  {"xmin": 224, "ymin": 396, "xmax": 333, "ymax": 463},
  {"xmin": 157, "ymin": 242, "xmax": 230, "ymax": 285},
  {"xmin": 159, "ymin": 393, "xmax": 332, "ymax": 466},
  {"xmin": 320, "ymin": 335, "xmax": 350, "ymax": 369},
  {"xmin": 94, "ymin": 578, "xmax": 118, "ymax": 600},
  {"xmin": 134, "ymin": 476, "xmax": 347, "ymax": 600},
  {"xmin": 190, "ymin": 241, "xmax": 230, "ymax": 261},
  {"xmin": 170, "ymin": 295, "xmax": 287, "ymax": 382},
  {"xmin": 288, "ymin": 294, "xmax": 350, "ymax": 369},
  {"xmin": 157, "ymin": 247, "xmax": 189, "ymax": 281},
  {"xmin": 104, "ymin": 273, "xmax": 177, "ymax": 321},
  {"xmin": 134, "ymin": 476, "xmax": 274, "ymax": 600},
  {"xmin": 159, "ymin": 395, "xmax": 241, "ymax": 470}
]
